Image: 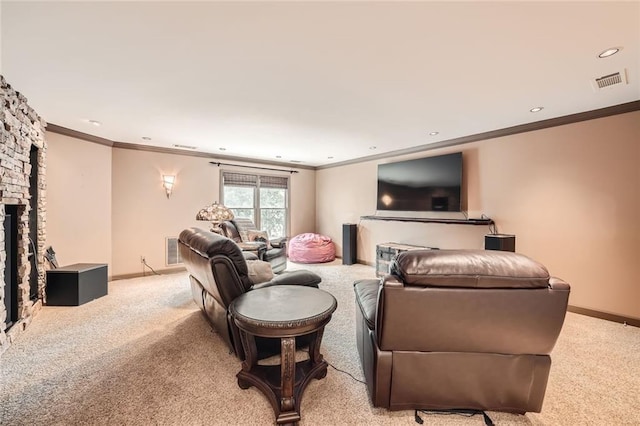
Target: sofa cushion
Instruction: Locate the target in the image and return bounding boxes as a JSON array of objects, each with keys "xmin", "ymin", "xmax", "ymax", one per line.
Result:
[
  {"xmin": 247, "ymin": 230, "xmax": 272, "ymax": 249},
  {"xmin": 391, "ymin": 249, "xmax": 550, "ymax": 289},
  {"xmin": 246, "ymin": 259, "xmax": 274, "ymax": 284}
]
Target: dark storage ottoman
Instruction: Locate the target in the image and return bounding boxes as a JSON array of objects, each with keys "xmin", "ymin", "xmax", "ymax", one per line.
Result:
[{"xmin": 46, "ymin": 263, "xmax": 108, "ymax": 306}]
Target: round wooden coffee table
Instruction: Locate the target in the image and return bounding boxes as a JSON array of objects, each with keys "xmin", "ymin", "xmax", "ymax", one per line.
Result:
[{"xmin": 229, "ymin": 285, "xmax": 338, "ymax": 425}]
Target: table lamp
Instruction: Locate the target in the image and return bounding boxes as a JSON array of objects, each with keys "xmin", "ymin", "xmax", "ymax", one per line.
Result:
[{"xmin": 196, "ymin": 201, "xmax": 235, "ymax": 234}]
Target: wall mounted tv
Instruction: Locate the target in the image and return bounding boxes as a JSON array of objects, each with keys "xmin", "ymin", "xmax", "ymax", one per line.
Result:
[{"xmin": 377, "ymin": 152, "xmax": 462, "ymax": 213}]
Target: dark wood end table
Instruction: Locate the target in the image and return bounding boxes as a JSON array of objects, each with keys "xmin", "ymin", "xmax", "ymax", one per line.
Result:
[{"xmin": 229, "ymin": 285, "xmax": 338, "ymax": 425}]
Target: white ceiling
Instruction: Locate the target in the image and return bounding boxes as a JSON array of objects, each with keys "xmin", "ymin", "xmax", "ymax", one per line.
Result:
[{"xmin": 2, "ymin": 1, "xmax": 639, "ymax": 167}]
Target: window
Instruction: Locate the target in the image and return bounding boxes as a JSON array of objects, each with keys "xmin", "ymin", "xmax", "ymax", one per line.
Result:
[{"xmin": 222, "ymin": 172, "xmax": 289, "ymax": 238}]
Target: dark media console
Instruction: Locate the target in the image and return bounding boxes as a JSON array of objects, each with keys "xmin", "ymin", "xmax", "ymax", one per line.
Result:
[{"xmin": 361, "ymin": 215, "xmax": 494, "ymax": 226}]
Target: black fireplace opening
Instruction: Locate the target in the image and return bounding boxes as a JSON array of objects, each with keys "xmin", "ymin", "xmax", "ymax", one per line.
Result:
[{"xmin": 3, "ymin": 205, "xmax": 19, "ymax": 329}]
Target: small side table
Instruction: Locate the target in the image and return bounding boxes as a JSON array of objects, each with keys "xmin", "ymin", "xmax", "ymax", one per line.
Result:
[{"xmin": 230, "ymin": 285, "xmax": 337, "ymax": 425}]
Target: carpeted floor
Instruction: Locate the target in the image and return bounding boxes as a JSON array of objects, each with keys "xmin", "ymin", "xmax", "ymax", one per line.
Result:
[{"xmin": 1, "ymin": 260, "xmax": 639, "ymax": 425}]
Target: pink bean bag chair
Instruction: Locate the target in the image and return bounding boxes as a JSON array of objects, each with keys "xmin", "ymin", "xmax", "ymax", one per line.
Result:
[{"xmin": 288, "ymin": 233, "xmax": 336, "ymax": 263}]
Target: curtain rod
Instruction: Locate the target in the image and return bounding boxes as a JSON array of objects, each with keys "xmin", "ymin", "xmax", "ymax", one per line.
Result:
[{"xmin": 209, "ymin": 161, "xmax": 299, "ymax": 174}]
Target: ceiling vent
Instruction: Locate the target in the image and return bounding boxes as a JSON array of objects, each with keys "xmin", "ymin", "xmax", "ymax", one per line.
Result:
[{"xmin": 591, "ymin": 70, "xmax": 628, "ymax": 91}]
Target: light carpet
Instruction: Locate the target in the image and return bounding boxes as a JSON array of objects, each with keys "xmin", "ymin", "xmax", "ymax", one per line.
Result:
[{"xmin": 1, "ymin": 260, "xmax": 639, "ymax": 425}]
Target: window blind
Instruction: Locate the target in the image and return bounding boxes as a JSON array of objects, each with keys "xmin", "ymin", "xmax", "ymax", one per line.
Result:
[
  {"xmin": 222, "ymin": 172, "xmax": 258, "ymax": 187},
  {"xmin": 222, "ymin": 172, "xmax": 288, "ymax": 189},
  {"xmin": 260, "ymin": 175, "xmax": 289, "ymax": 189}
]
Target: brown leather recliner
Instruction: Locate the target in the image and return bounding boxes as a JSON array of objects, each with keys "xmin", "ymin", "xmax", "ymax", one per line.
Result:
[
  {"xmin": 219, "ymin": 218, "xmax": 288, "ymax": 274},
  {"xmin": 179, "ymin": 227, "xmax": 321, "ymax": 360},
  {"xmin": 354, "ymin": 249, "xmax": 570, "ymax": 414}
]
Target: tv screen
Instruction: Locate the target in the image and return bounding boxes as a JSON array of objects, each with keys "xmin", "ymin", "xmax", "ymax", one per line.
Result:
[{"xmin": 377, "ymin": 152, "xmax": 462, "ymax": 212}]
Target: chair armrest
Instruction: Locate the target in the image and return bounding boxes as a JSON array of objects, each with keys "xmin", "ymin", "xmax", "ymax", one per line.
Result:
[
  {"xmin": 237, "ymin": 241, "xmax": 266, "ymax": 253},
  {"xmin": 549, "ymin": 276, "xmax": 571, "ymax": 291},
  {"xmin": 243, "ymin": 251, "xmax": 259, "ymax": 261},
  {"xmin": 354, "ymin": 279, "xmax": 381, "ymax": 331},
  {"xmin": 270, "ymin": 237, "xmax": 287, "ymax": 248},
  {"xmin": 252, "ymin": 270, "xmax": 321, "ymax": 289}
]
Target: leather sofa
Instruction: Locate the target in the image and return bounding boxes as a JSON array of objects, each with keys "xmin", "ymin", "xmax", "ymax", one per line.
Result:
[
  {"xmin": 179, "ymin": 227, "xmax": 321, "ymax": 360},
  {"xmin": 220, "ymin": 218, "xmax": 288, "ymax": 273},
  {"xmin": 354, "ymin": 249, "xmax": 570, "ymax": 414}
]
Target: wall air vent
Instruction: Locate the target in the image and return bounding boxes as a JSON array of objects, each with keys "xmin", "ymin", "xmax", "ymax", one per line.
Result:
[
  {"xmin": 173, "ymin": 144, "xmax": 197, "ymax": 150},
  {"xmin": 166, "ymin": 237, "xmax": 183, "ymax": 266},
  {"xmin": 591, "ymin": 70, "xmax": 628, "ymax": 91}
]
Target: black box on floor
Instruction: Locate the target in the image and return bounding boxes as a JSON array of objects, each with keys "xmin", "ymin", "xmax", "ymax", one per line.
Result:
[
  {"xmin": 342, "ymin": 223, "xmax": 357, "ymax": 265},
  {"xmin": 484, "ymin": 234, "xmax": 516, "ymax": 252},
  {"xmin": 46, "ymin": 263, "xmax": 108, "ymax": 306}
]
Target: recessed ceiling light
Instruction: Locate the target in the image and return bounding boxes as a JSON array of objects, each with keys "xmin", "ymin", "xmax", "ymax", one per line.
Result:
[
  {"xmin": 369, "ymin": 146, "xmax": 377, "ymax": 150},
  {"xmin": 219, "ymin": 147, "xmax": 226, "ymax": 151},
  {"xmin": 598, "ymin": 47, "xmax": 621, "ymax": 58},
  {"xmin": 87, "ymin": 120, "xmax": 101, "ymax": 126},
  {"xmin": 429, "ymin": 131, "xmax": 439, "ymax": 136},
  {"xmin": 530, "ymin": 107, "xmax": 544, "ymax": 113},
  {"xmin": 141, "ymin": 136, "xmax": 152, "ymax": 141},
  {"xmin": 276, "ymin": 155, "xmax": 282, "ymax": 159},
  {"xmin": 327, "ymin": 156, "xmax": 334, "ymax": 159}
]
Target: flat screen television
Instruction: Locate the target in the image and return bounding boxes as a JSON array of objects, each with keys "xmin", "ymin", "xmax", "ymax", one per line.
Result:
[{"xmin": 377, "ymin": 152, "xmax": 462, "ymax": 212}]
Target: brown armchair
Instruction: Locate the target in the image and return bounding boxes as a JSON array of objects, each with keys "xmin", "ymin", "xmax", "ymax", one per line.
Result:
[
  {"xmin": 219, "ymin": 218, "xmax": 287, "ymax": 273},
  {"xmin": 354, "ymin": 249, "xmax": 570, "ymax": 414},
  {"xmin": 179, "ymin": 227, "xmax": 321, "ymax": 360}
]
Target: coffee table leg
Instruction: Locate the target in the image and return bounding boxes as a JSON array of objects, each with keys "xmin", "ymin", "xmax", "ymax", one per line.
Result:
[
  {"xmin": 238, "ymin": 330, "xmax": 257, "ymax": 389},
  {"xmin": 309, "ymin": 328, "xmax": 325, "ymax": 364},
  {"xmin": 277, "ymin": 336, "xmax": 300, "ymax": 425}
]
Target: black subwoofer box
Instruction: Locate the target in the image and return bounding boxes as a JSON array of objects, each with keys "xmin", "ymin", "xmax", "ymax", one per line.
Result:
[
  {"xmin": 485, "ymin": 234, "xmax": 516, "ymax": 252},
  {"xmin": 46, "ymin": 263, "xmax": 108, "ymax": 306},
  {"xmin": 342, "ymin": 223, "xmax": 357, "ymax": 265}
]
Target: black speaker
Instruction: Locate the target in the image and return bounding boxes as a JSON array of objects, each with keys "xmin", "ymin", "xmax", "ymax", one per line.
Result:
[
  {"xmin": 342, "ymin": 223, "xmax": 357, "ymax": 265},
  {"xmin": 485, "ymin": 234, "xmax": 516, "ymax": 252}
]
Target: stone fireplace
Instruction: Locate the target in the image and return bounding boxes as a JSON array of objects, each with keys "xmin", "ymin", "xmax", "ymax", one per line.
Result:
[{"xmin": 1, "ymin": 75, "xmax": 47, "ymax": 357}]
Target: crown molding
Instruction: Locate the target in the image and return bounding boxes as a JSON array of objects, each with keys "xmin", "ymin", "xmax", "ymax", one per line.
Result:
[
  {"xmin": 317, "ymin": 100, "xmax": 640, "ymax": 170},
  {"xmin": 45, "ymin": 123, "xmax": 115, "ymax": 147},
  {"xmin": 44, "ymin": 124, "xmax": 315, "ymax": 170},
  {"xmin": 45, "ymin": 100, "xmax": 639, "ymax": 171}
]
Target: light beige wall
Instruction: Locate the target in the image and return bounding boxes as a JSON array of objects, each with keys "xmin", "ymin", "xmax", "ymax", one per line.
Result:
[
  {"xmin": 45, "ymin": 132, "xmax": 112, "ymax": 271},
  {"xmin": 111, "ymin": 149, "xmax": 211, "ymax": 277},
  {"xmin": 289, "ymin": 168, "xmax": 316, "ymax": 235},
  {"xmin": 316, "ymin": 111, "xmax": 640, "ymax": 319},
  {"xmin": 111, "ymin": 148, "xmax": 316, "ymax": 276}
]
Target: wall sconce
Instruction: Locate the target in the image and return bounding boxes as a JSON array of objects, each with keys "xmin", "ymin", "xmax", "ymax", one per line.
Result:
[{"xmin": 162, "ymin": 175, "xmax": 175, "ymax": 198}]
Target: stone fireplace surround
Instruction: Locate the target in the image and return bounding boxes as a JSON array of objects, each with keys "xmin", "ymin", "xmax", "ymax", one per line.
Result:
[{"xmin": 0, "ymin": 75, "xmax": 47, "ymax": 357}]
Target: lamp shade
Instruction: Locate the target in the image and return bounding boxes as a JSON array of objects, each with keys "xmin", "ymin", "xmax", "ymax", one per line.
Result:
[{"xmin": 196, "ymin": 201, "xmax": 235, "ymax": 224}]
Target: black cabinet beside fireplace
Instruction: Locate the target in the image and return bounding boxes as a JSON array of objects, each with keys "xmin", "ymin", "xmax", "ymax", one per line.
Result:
[{"xmin": 46, "ymin": 263, "xmax": 108, "ymax": 306}]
